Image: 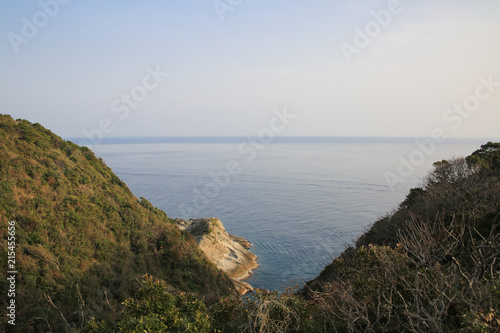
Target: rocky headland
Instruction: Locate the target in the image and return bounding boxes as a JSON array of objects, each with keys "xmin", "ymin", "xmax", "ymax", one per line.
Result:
[{"xmin": 174, "ymin": 217, "xmax": 258, "ymax": 295}]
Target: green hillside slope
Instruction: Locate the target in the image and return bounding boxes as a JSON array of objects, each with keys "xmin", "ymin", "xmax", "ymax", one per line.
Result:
[{"xmin": 0, "ymin": 114, "xmax": 235, "ymax": 332}]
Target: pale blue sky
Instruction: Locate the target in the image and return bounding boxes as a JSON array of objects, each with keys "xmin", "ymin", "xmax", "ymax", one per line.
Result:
[{"xmin": 1, "ymin": 1, "xmax": 499, "ymax": 138}]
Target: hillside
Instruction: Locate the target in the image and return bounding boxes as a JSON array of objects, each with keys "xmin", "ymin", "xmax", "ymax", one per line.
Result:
[
  {"xmin": 0, "ymin": 114, "xmax": 235, "ymax": 332},
  {"xmin": 299, "ymin": 142, "xmax": 500, "ymax": 332}
]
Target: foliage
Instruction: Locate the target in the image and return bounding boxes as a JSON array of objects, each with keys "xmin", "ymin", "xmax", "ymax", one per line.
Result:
[
  {"xmin": 0, "ymin": 114, "xmax": 235, "ymax": 332},
  {"xmin": 467, "ymin": 141, "xmax": 500, "ymax": 173},
  {"xmin": 87, "ymin": 275, "xmax": 212, "ymax": 333}
]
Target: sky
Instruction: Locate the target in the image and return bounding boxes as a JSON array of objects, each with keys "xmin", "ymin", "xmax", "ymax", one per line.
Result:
[{"xmin": 0, "ymin": 0, "xmax": 499, "ymax": 139}]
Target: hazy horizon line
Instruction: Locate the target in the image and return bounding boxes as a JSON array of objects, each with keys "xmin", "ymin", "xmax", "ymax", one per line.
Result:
[{"xmin": 66, "ymin": 136, "xmax": 497, "ymax": 146}]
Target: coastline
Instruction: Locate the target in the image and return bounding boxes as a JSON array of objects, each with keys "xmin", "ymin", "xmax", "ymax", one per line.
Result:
[{"xmin": 174, "ymin": 217, "xmax": 258, "ymax": 295}]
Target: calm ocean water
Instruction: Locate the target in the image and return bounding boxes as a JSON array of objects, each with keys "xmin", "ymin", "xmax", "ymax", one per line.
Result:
[{"xmin": 88, "ymin": 138, "xmax": 486, "ymax": 291}]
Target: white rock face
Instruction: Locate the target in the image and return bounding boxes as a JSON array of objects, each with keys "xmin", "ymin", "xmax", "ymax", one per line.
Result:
[{"xmin": 174, "ymin": 217, "xmax": 258, "ymax": 294}]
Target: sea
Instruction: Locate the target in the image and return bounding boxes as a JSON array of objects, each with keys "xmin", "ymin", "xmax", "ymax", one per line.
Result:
[{"xmin": 79, "ymin": 137, "xmax": 488, "ymax": 292}]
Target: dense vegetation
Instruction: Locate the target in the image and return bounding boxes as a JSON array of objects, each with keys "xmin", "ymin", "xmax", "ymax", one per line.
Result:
[
  {"xmin": 1, "ymin": 114, "xmax": 498, "ymax": 332},
  {"xmin": 0, "ymin": 114, "xmax": 235, "ymax": 332}
]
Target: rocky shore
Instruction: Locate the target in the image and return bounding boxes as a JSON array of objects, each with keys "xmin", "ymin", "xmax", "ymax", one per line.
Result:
[{"xmin": 174, "ymin": 217, "xmax": 258, "ymax": 295}]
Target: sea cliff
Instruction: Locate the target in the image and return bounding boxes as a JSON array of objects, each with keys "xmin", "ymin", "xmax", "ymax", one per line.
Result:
[{"xmin": 174, "ymin": 217, "xmax": 258, "ymax": 294}]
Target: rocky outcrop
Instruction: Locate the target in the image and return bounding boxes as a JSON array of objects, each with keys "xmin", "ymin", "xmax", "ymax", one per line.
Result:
[{"xmin": 174, "ymin": 217, "xmax": 258, "ymax": 295}]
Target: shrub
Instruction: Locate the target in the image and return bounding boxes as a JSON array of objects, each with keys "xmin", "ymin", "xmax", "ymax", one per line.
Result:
[
  {"xmin": 211, "ymin": 287, "xmax": 321, "ymax": 333},
  {"xmin": 114, "ymin": 275, "xmax": 212, "ymax": 333}
]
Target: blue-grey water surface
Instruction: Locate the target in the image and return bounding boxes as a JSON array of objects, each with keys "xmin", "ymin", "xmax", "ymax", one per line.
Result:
[{"xmin": 90, "ymin": 138, "xmax": 485, "ymax": 291}]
